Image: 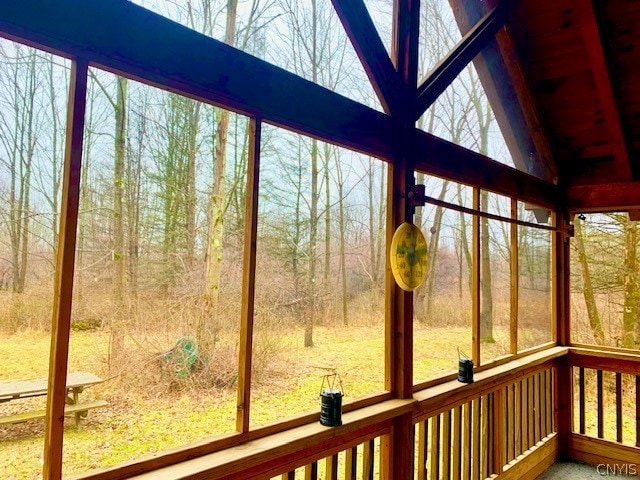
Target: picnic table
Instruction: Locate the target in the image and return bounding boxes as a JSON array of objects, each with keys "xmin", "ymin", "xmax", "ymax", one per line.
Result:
[{"xmin": 0, "ymin": 372, "xmax": 108, "ymax": 426}]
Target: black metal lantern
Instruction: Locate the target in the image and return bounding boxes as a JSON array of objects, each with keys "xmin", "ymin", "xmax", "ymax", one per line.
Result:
[
  {"xmin": 319, "ymin": 373, "xmax": 344, "ymax": 427},
  {"xmin": 458, "ymin": 349, "xmax": 474, "ymax": 384}
]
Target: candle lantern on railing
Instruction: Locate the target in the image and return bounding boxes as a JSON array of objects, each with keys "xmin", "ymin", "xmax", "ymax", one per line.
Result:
[
  {"xmin": 319, "ymin": 373, "xmax": 344, "ymax": 427},
  {"xmin": 458, "ymin": 348, "xmax": 474, "ymax": 383}
]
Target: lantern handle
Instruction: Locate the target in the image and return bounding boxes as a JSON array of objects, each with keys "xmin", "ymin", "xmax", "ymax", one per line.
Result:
[{"xmin": 320, "ymin": 372, "xmax": 345, "ymax": 396}]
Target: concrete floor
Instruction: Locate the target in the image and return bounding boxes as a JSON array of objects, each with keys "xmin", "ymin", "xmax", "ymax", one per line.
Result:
[{"xmin": 536, "ymin": 461, "xmax": 637, "ymax": 479}]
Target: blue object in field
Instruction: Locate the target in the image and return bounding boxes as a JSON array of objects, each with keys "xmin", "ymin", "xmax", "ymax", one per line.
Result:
[{"xmin": 163, "ymin": 337, "xmax": 199, "ymax": 379}]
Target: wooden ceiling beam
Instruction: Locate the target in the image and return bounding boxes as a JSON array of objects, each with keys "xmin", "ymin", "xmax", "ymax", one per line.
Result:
[
  {"xmin": 0, "ymin": 0, "xmax": 398, "ymax": 161},
  {"xmin": 330, "ymin": 0, "xmax": 404, "ymax": 115},
  {"xmin": 414, "ymin": 129, "xmax": 559, "ymax": 209},
  {"xmin": 567, "ymin": 182, "xmax": 640, "ymax": 214},
  {"xmin": 578, "ymin": 0, "xmax": 633, "ymax": 181},
  {"xmin": 414, "ymin": 5, "xmax": 505, "ymax": 120}
]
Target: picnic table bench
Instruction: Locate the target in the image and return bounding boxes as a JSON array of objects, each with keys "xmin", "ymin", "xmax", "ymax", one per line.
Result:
[{"xmin": 0, "ymin": 372, "xmax": 108, "ymax": 426}]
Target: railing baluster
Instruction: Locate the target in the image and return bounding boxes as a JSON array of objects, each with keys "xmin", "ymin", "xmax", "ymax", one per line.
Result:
[
  {"xmin": 579, "ymin": 367, "xmax": 585, "ymax": 434},
  {"xmin": 417, "ymin": 420, "xmax": 428, "ymax": 480},
  {"xmin": 539, "ymin": 372, "xmax": 546, "ymax": 439},
  {"xmin": 528, "ymin": 376, "xmax": 535, "ymax": 448},
  {"xmin": 304, "ymin": 462, "xmax": 318, "ymax": 480},
  {"xmin": 453, "ymin": 405, "xmax": 462, "ymax": 480},
  {"xmin": 616, "ymin": 372, "xmax": 623, "ymax": 443},
  {"xmin": 430, "ymin": 415, "xmax": 441, "ymax": 480},
  {"xmin": 531, "ymin": 373, "xmax": 541, "ymax": 445},
  {"xmin": 472, "ymin": 399, "xmax": 480, "ymax": 480},
  {"xmin": 326, "ymin": 453, "xmax": 338, "ymax": 480},
  {"xmin": 481, "ymin": 395, "xmax": 490, "ymax": 479},
  {"xmin": 345, "ymin": 446, "xmax": 357, "ymax": 480},
  {"xmin": 492, "ymin": 389, "xmax": 505, "ymax": 474},
  {"xmin": 506, "ymin": 385, "xmax": 513, "ymax": 462},
  {"xmin": 522, "ymin": 377, "xmax": 529, "ymax": 450},
  {"xmin": 463, "ymin": 402, "xmax": 472, "ymax": 480},
  {"xmin": 597, "ymin": 370, "xmax": 604, "ymax": 439},
  {"xmin": 515, "ymin": 379, "xmax": 522, "ymax": 457},
  {"xmin": 443, "ymin": 410, "xmax": 451, "ymax": 479},
  {"xmin": 545, "ymin": 369, "xmax": 552, "ymax": 436},
  {"xmin": 363, "ymin": 438, "xmax": 374, "ymax": 480},
  {"xmin": 281, "ymin": 470, "xmax": 295, "ymax": 480}
]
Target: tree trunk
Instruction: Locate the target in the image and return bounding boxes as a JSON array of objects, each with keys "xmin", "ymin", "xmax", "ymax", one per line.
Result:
[
  {"xmin": 110, "ymin": 75, "xmax": 127, "ymax": 369},
  {"xmin": 304, "ymin": 0, "xmax": 319, "ymax": 348},
  {"xmin": 480, "ymin": 191, "xmax": 494, "ymax": 342},
  {"xmin": 336, "ymin": 160, "xmax": 348, "ymax": 326},
  {"xmin": 622, "ymin": 218, "xmax": 638, "ymax": 348},
  {"xmin": 186, "ymin": 101, "xmax": 201, "ymax": 268},
  {"xmin": 573, "ymin": 216, "xmax": 605, "ymax": 344},
  {"xmin": 324, "ymin": 143, "xmax": 331, "ymax": 285},
  {"xmin": 424, "ymin": 181, "xmax": 449, "ymax": 321},
  {"xmin": 200, "ymin": 0, "xmax": 238, "ymax": 356}
]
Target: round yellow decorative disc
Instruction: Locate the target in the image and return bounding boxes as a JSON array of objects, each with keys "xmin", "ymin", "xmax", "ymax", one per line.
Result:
[{"xmin": 390, "ymin": 222, "xmax": 428, "ymax": 291}]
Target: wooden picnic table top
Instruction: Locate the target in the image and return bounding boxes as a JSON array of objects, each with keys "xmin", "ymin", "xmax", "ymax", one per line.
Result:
[{"xmin": 0, "ymin": 372, "xmax": 103, "ymax": 402}]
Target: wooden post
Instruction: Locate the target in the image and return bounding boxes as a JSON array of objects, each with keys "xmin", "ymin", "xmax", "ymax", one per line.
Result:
[
  {"xmin": 236, "ymin": 117, "xmax": 262, "ymax": 432},
  {"xmin": 553, "ymin": 210, "xmax": 572, "ymax": 458},
  {"xmin": 382, "ymin": 1, "xmax": 419, "ymax": 478},
  {"xmin": 43, "ymin": 59, "xmax": 89, "ymax": 480},
  {"xmin": 510, "ymin": 199, "xmax": 518, "ymax": 354},
  {"xmin": 472, "ymin": 188, "xmax": 481, "ymax": 365}
]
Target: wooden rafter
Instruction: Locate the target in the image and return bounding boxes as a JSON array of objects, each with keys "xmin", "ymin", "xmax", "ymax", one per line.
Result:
[
  {"xmin": 578, "ymin": 0, "xmax": 633, "ymax": 181},
  {"xmin": 330, "ymin": 0, "xmax": 403, "ymax": 115},
  {"xmin": 492, "ymin": 28, "xmax": 558, "ymax": 181},
  {"xmin": 567, "ymin": 182, "xmax": 640, "ymax": 214},
  {"xmin": 449, "ymin": 0, "xmax": 558, "ymax": 182},
  {"xmin": 414, "ymin": 5, "xmax": 506, "ymax": 120},
  {"xmin": 0, "ymin": 0, "xmax": 397, "ymax": 161}
]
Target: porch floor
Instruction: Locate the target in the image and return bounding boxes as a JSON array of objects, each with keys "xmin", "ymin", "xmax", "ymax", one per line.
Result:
[{"xmin": 536, "ymin": 461, "xmax": 636, "ymax": 479}]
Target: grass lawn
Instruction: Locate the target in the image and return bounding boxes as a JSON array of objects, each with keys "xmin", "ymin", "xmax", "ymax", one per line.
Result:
[{"xmin": 0, "ymin": 324, "xmax": 568, "ymax": 479}]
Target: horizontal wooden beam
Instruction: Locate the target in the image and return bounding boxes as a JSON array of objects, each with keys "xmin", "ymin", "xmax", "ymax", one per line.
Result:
[
  {"xmin": 415, "ymin": 4, "xmax": 505, "ymax": 120},
  {"xmin": 330, "ymin": 0, "xmax": 403, "ymax": 115},
  {"xmin": 568, "ymin": 347, "xmax": 640, "ymax": 376},
  {"xmin": 0, "ymin": 0, "xmax": 398, "ymax": 161},
  {"xmin": 125, "ymin": 399, "xmax": 414, "ymax": 480},
  {"xmin": 413, "ymin": 347, "xmax": 567, "ymax": 421},
  {"xmin": 566, "ymin": 182, "xmax": 640, "ymax": 213},
  {"xmin": 413, "ymin": 129, "xmax": 560, "ymax": 209},
  {"xmin": 569, "ymin": 434, "xmax": 640, "ymax": 469}
]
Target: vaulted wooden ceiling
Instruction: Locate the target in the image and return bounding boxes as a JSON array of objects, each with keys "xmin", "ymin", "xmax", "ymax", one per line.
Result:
[{"xmin": 452, "ymin": 0, "xmax": 640, "ymax": 213}]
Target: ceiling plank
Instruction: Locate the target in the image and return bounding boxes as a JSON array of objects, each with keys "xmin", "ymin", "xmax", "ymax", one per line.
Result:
[
  {"xmin": 330, "ymin": 0, "xmax": 403, "ymax": 115},
  {"xmin": 567, "ymin": 182, "xmax": 640, "ymax": 213},
  {"xmin": 449, "ymin": 0, "xmax": 558, "ymax": 182},
  {"xmin": 414, "ymin": 5, "xmax": 505, "ymax": 120},
  {"xmin": 578, "ymin": 0, "xmax": 633, "ymax": 181}
]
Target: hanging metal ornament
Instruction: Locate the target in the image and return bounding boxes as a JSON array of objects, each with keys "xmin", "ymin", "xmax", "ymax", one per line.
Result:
[{"xmin": 390, "ymin": 222, "xmax": 428, "ymax": 291}]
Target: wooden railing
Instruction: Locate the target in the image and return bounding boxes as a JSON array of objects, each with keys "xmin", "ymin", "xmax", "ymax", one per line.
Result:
[
  {"xmin": 567, "ymin": 348, "xmax": 640, "ymax": 469},
  {"xmin": 272, "ymin": 436, "xmax": 382, "ymax": 480},
  {"xmin": 82, "ymin": 346, "xmax": 634, "ymax": 480},
  {"xmin": 96, "ymin": 348, "xmax": 565, "ymax": 480},
  {"xmin": 413, "ymin": 355, "xmax": 558, "ymax": 480}
]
